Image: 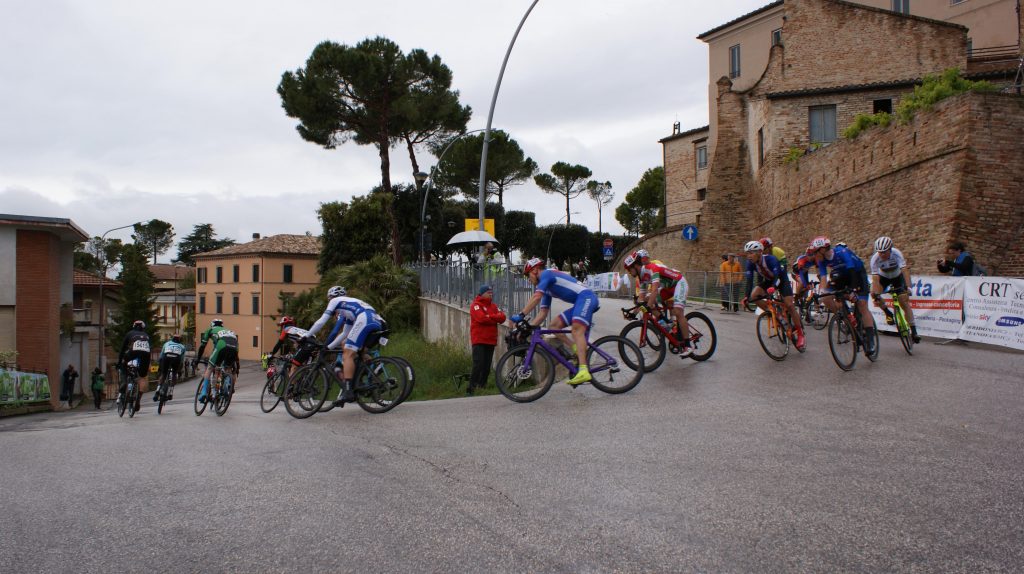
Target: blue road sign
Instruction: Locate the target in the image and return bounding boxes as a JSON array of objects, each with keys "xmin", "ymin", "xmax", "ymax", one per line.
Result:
[
  {"xmin": 602, "ymin": 246, "xmax": 614, "ymax": 259},
  {"xmin": 682, "ymin": 225, "xmax": 698, "ymax": 241}
]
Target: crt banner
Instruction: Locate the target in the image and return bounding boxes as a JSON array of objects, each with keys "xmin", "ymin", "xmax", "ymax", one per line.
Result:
[
  {"xmin": 868, "ymin": 275, "xmax": 963, "ymax": 339},
  {"xmin": 584, "ymin": 272, "xmax": 626, "ymax": 292},
  {"xmin": 959, "ymin": 277, "xmax": 1024, "ymax": 350}
]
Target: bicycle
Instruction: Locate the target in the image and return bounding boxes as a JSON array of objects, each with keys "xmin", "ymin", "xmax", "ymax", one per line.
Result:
[
  {"xmin": 193, "ymin": 360, "xmax": 235, "ymax": 416},
  {"xmin": 804, "ymin": 289, "xmax": 831, "ymax": 331},
  {"xmin": 494, "ymin": 320, "xmax": 644, "ymax": 403},
  {"xmin": 619, "ymin": 303, "xmax": 717, "ymax": 372},
  {"xmin": 749, "ymin": 287, "xmax": 804, "ymax": 361},
  {"xmin": 873, "ymin": 286, "xmax": 914, "ymax": 355},
  {"xmin": 825, "ymin": 288, "xmax": 880, "ymax": 371},
  {"xmin": 259, "ymin": 355, "xmax": 294, "ymax": 413},
  {"xmin": 117, "ymin": 361, "xmax": 142, "ymax": 418},
  {"xmin": 317, "ymin": 347, "xmax": 417, "ymax": 413},
  {"xmin": 154, "ymin": 364, "xmax": 180, "ymax": 415}
]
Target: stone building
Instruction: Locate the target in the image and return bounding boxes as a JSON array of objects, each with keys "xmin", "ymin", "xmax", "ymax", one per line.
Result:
[{"xmin": 638, "ymin": 0, "xmax": 1023, "ymax": 276}]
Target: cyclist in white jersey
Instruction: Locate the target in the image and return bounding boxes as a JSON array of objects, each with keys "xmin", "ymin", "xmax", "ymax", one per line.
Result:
[{"xmin": 869, "ymin": 236, "xmax": 920, "ymax": 343}]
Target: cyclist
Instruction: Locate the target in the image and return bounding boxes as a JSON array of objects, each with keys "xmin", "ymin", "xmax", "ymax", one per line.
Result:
[
  {"xmin": 741, "ymin": 241, "xmax": 806, "ymax": 351},
  {"xmin": 511, "ymin": 257, "xmax": 599, "ymax": 386},
  {"xmin": 267, "ymin": 316, "xmax": 310, "ymax": 359},
  {"xmin": 870, "ymin": 236, "xmax": 920, "ymax": 343},
  {"xmin": 116, "ymin": 320, "xmax": 151, "ymax": 413},
  {"xmin": 306, "ymin": 286, "xmax": 385, "ymax": 407},
  {"xmin": 791, "ymin": 252, "xmax": 816, "ymax": 303},
  {"xmin": 809, "ymin": 236, "xmax": 876, "ymax": 354},
  {"xmin": 759, "ymin": 237, "xmax": 788, "ymax": 271},
  {"xmin": 624, "ymin": 251, "xmax": 693, "ymax": 357},
  {"xmin": 196, "ymin": 319, "xmax": 239, "ymax": 404},
  {"xmin": 154, "ymin": 334, "xmax": 186, "ymax": 402}
]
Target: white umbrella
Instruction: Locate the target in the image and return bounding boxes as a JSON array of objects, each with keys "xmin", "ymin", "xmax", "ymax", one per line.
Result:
[{"xmin": 446, "ymin": 230, "xmax": 500, "ymax": 247}]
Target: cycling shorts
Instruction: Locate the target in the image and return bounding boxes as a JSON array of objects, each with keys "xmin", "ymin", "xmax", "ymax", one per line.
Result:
[
  {"xmin": 556, "ymin": 290, "xmax": 600, "ymax": 328},
  {"xmin": 210, "ymin": 345, "xmax": 238, "ymax": 368},
  {"xmin": 345, "ymin": 311, "xmax": 383, "ymax": 352},
  {"xmin": 122, "ymin": 351, "xmax": 150, "ymax": 377},
  {"xmin": 159, "ymin": 355, "xmax": 182, "ymax": 377},
  {"xmin": 656, "ymin": 278, "xmax": 689, "ymax": 308},
  {"xmin": 879, "ymin": 274, "xmax": 908, "ymax": 294},
  {"xmin": 758, "ymin": 275, "xmax": 794, "ymax": 298},
  {"xmin": 824, "ymin": 268, "xmax": 869, "ymax": 301}
]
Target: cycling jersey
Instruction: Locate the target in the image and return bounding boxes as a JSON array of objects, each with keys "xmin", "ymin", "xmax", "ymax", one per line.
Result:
[
  {"xmin": 819, "ymin": 245, "xmax": 869, "ymax": 299},
  {"xmin": 869, "ymin": 247, "xmax": 906, "ymax": 280},
  {"xmin": 639, "ymin": 263, "xmax": 687, "ymax": 307},
  {"xmin": 118, "ymin": 328, "xmax": 151, "ymax": 374},
  {"xmin": 312, "ymin": 296, "xmax": 385, "ymax": 352},
  {"xmin": 160, "ymin": 341, "xmax": 186, "ymax": 361},
  {"xmin": 535, "ymin": 269, "xmax": 599, "ymax": 327},
  {"xmin": 269, "ymin": 325, "xmax": 310, "ymax": 356},
  {"xmin": 769, "ymin": 246, "xmax": 788, "ymax": 270},
  {"xmin": 198, "ymin": 325, "xmax": 239, "ymax": 368},
  {"xmin": 746, "ymin": 254, "xmax": 792, "ymax": 298}
]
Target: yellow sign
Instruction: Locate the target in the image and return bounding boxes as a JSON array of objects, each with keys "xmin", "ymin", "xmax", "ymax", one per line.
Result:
[{"xmin": 464, "ymin": 218, "xmax": 495, "ymax": 236}]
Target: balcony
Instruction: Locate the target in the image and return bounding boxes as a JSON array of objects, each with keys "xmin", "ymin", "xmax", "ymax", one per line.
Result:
[{"xmin": 73, "ymin": 308, "xmax": 93, "ymax": 325}]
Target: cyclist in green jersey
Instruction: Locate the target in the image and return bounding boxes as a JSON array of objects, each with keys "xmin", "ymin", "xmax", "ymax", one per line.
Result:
[{"xmin": 196, "ymin": 318, "xmax": 239, "ymax": 403}]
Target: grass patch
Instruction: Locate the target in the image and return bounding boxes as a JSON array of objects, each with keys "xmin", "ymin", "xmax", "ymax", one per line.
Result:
[{"xmin": 381, "ymin": 331, "xmax": 500, "ymax": 401}]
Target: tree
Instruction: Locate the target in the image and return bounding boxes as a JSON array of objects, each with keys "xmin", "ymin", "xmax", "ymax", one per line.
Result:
[
  {"xmin": 586, "ymin": 180, "xmax": 614, "ymax": 236},
  {"xmin": 278, "ymin": 36, "xmax": 468, "ymax": 264},
  {"xmin": 396, "ymin": 72, "xmax": 472, "ymax": 186},
  {"xmin": 176, "ymin": 224, "xmax": 235, "ymax": 265},
  {"xmin": 534, "ymin": 162, "xmax": 593, "ymax": 225},
  {"xmin": 535, "ymin": 223, "xmax": 590, "ymax": 267},
  {"xmin": 615, "ymin": 167, "xmax": 665, "ymax": 236},
  {"xmin": 132, "ymin": 219, "xmax": 175, "ymax": 264},
  {"xmin": 316, "ymin": 192, "xmax": 391, "ymax": 271},
  {"xmin": 323, "ymin": 256, "xmax": 420, "ymax": 330},
  {"xmin": 74, "ymin": 237, "xmax": 124, "ymax": 276},
  {"xmin": 433, "ymin": 130, "xmax": 538, "ymax": 207},
  {"xmin": 503, "ymin": 210, "xmax": 537, "ymax": 260},
  {"xmin": 109, "ymin": 244, "xmax": 159, "ymax": 348}
]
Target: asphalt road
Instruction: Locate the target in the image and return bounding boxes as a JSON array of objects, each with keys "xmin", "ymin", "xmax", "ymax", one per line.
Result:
[{"xmin": 2, "ymin": 302, "xmax": 1023, "ymax": 573}]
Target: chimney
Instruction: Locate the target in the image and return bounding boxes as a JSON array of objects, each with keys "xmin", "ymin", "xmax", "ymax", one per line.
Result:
[
  {"xmin": 672, "ymin": 121, "xmax": 681, "ymax": 135},
  {"xmin": 252, "ymin": 233, "xmax": 260, "ymax": 240}
]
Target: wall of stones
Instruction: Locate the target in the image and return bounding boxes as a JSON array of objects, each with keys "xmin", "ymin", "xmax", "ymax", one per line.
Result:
[{"xmin": 664, "ymin": 132, "xmax": 710, "ymax": 226}]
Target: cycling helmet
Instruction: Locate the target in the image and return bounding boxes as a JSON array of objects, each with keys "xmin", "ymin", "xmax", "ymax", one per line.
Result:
[
  {"xmin": 132, "ymin": 320, "xmax": 146, "ymax": 329},
  {"xmin": 794, "ymin": 254, "xmax": 811, "ymax": 271},
  {"xmin": 635, "ymin": 249, "xmax": 649, "ymax": 260},
  {"xmin": 623, "ymin": 252, "xmax": 638, "ymax": 268},
  {"xmin": 278, "ymin": 316, "xmax": 295, "ymax": 327},
  {"xmin": 172, "ymin": 334, "xmax": 181, "ymax": 342},
  {"xmin": 874, "ymin": 236, "xmax": 893, "ymax": 252},
  {"xmin": 809, "ymin": 236, "xmax": 831, "ymax": 251},
  {"xmin": 327, "ymin": 285, "xmax": 346, "ymax": 298},
  {"xmin": 522, "ymin": 257, "xmax": 544, "ymax": 275},
  {"xmin": 759, "ymin": 237, "xmax": 773, "ymax": 249},
  {"xmin": 211, "ymin": 318, "xmax": 223, "ymax": 327},
  {"xmin": 743, "ymin": 241, "xmax": 764, "ymax": 253}
]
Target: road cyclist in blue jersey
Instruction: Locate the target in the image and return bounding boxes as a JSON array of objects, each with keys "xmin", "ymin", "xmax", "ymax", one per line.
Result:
[
  {"xmin": 304, "ymin": 285, "xmax": 385, "ymax": 407},
  {"xmin": 809, "ymin": 236, "xmax": 877, "ymax": 355},
  {"xmin": 741, "ymin": 240, "xmax": 807, "ymax": 351},
  {"xmin": 511, "ymin": 257, "xmax": 600, "ymax": 386},
  {"xmin": 153, "ymin": 333, "xmax": 186, "ymax": 402}
]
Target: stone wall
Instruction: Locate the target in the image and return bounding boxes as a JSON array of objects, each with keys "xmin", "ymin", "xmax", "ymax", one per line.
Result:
[{"xmin": 663, "ymin": 131, "xmax": 709, "ymax": 225}]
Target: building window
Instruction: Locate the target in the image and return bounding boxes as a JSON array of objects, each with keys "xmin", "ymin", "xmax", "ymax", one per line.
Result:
[
  {"xmin": 757, "ymin": 128, "xmax": 765, "ymax": 166},
  {"xmin": 891, "ymin": 0, "xmax": 909, "ymax": 14},
  {"xmin": 232, "ymin": 295, "xmax": 239, "ymax": 315},
  {"xmin": 697, "ymin": 188, "xmax": 707, "ymax": 201},
  {"xmin": 199, "ymin": 295, "xmax": 206, "ymax": 314},
  {"xmin": 252, "ymin": 264, "xmax": 260, "ymax": 282},
  {"xmin": 197, "ymin": 267, "xmax": 206, "ymax": 283},
  {"xmin": 283, "ymin": 264, "xmax": 293, "ymax": 284},
  {"xmin": 728, "ymin": 44, "xmax": 741, "ymax": 78},
  {"xmin": 966, "ymin": 37, "xmax": 973, "ymax": 57},
  {"xmin": 232, "ymin": 265, "xmax": 239, "ymax": 282},
  {"xmin": 215, "ymin": 294, "xmax": 223, "ymax": 314},
  {"xmin": 216, "ymin": 266, "xmax": 223, "ymax": 283},
  {"xmin": 950, "ymin": 0, "xmax": 966, "ymax": 4},
  {"xmin": 251, "ymin": 295, "xmax": 259, "ymax": 315},
  {"xmin": 771, "ymin": 29, "xmax": 782, "ymax": 47},
  {"xmin": 873, "ymin": 99, "xmax": 893, "ymax": 114},
  {"xmin": 809, "ymin": 105, "xmax": 837, "ymax": 144},
  {"xmin": 253, "ymin": 335, "xmax": 259, "ymax": 348},
  {"xmin": 696, "ymin": 146, "xmax": 708, "ymax": 170}
]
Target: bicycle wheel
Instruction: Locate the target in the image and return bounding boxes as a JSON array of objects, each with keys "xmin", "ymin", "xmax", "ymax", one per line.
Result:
[
  {"xmin": 587, "ymin": 336, "xmax": 644, "ymax": 394},
  {"xmin": 260, "ymin": 375, "xmax": 283, "ymax": 413},
  {"xmin": 756, "ymin": 312, "xmax": 788, "ymax": 361},
  {"xmin": 284, "ymin": 365, "xmax": 329, "ymax": 419},
  {"xmin": 827, "ymin": 314, "xmax": 858, "ymax": 371},
  {"xmin": 356, "ymin": 357, "xmax": 409, "ymax": 414},
  {"xmin": 117, "ymin": 390, "xmax": 127, "ymax": 417},
  {"xmin": 127, "ymin": 385, "xmax": 137, "ymax": 418},
  {"xmin": 156, "ymin": 377, "xmax": 167, "ymax": 415},
  {"xmin": 494, "ymin": 344, "xmax": 556, "ymax": 403},
  {"xmin": 810, "ymin": 302, "xmax": 830, "ymax": 330},
  {"xmin": 214, "ymin": 374, "xmax": 233, "ymax": 416},
  {"xmin": 865, "ymin": 324, "xmax": 880, "ymax": 362},
  {"xmin": 894, "ymin": 305, "xmax": 914, "ymax": 355},
  {"xmin": 388, "ymin": 356, "xmax": 416, "ymax": 404},
  {"xmin": 618, "ymin": 320, "xmax": 665, "ymax": 372},
  {"xmin": 193, "ymin": 378, "xmax": 207, "ymax": 416},
  {"xmin": 684, "ymin": 311, "xmax": 717, "ymax": 362}
]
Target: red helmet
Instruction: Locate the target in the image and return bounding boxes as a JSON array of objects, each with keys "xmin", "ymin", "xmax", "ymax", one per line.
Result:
[
  {"xmin": 759, "ymin": 237, "xmax": 773, "ymax": 249},
  {"xmin": 278, "ymin": 316, "xmax": 295, "ymax": 327},
  {"xmin": 522, "ymin": 257, "xmax": 543, "ymax": 275}
]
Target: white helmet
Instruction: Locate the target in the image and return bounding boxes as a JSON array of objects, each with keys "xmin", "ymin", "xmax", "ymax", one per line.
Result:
[
  {"xmin": 635, "ymin": 249, "xmax": 649, "ymax": 260},
  {"xmin": 874, "ymin": 236, "xmax": 893, "ymax": 252},
  {"xmin": 743, "ymin": 241, "xmax": 764, "ymax": 253},
  {"xmin": 623, "ymin": 253, "xmax": 637, "ymax": 268},
  {"xmin": 327, "ymin": 285, "xmax": 346, "ymax": 298}
]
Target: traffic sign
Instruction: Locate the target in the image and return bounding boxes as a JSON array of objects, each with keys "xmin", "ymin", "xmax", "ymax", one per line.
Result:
[
  {"xmin": 602, "ymin": 246, "xmax": 614, "ymax": 260},
  {"xmin": 682, "ymin": 225, "xmax": 698, "ymax": 241},
  {"xmin": 602, "ymin": 238, "xmax": 613, "ymax": 248}
]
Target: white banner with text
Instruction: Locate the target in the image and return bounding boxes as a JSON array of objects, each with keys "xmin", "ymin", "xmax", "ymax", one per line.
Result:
[
  {"xmin": 958, "ymin": 277, "xmax": 1024, "ymax": 350},
  {"xmin": 867, "ymin": 275, "xmax": 964, "ymax": 339}
]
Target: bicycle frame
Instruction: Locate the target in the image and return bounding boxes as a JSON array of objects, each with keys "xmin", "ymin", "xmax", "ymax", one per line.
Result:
[
  {"xmin": 623, "ymin": 304, "xmax": 703, "ymax": 348},
  {"xmin": 522, "ymin": 326, "xmax": 617, "ymax": 376}
]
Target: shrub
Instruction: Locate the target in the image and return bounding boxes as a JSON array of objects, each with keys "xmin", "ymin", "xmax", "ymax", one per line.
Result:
[
  {"xmin": 894, "ymin": 68, "xmax": 996, "ymax": 124},
  {"xmin": 842, "ymin": 111, "xmax": 892, "ymax": 139},
  {"xmin": 782, "ymin": 147, "xmax": 806, "ymax": 165}
]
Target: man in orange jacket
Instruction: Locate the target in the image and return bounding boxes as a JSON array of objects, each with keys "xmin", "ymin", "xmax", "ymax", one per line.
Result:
[{"xmin": 468, "ymin": 284, "xmax": 506, "ymax": 395}]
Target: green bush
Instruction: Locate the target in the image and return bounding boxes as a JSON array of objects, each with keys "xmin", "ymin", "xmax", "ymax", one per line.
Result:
[
  {"xmin": 895, "ymin": 68, "xmax": 996, "ymax": 124},
  {"xmin": 380, "ymin": 332, "xmax": 499, "ymax": 401},
  {"xmin": 842, "ymin": 111, "xmax": 892, "ymax": 139},
  {"xmin": 782, "ymin": 147, "xmax": 806, "ymax": 164}
]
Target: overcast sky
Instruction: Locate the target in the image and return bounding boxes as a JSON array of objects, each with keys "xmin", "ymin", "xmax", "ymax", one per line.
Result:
[{"xmin": 0, "ymin": 0, "xmax": 767, "ymax": 254}]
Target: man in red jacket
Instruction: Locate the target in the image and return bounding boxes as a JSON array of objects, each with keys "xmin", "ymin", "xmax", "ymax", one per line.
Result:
[{"xmin": 468, "ymin": 284, "xmax": 506, "ymax": 395}]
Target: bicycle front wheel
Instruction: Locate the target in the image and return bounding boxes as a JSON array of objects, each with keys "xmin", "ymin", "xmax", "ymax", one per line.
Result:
[
  {"xmin": 284, "ymin": 365, "xmax": 329, "ymax": 419},
  {"xmin": 214, "ymin": 375, "xmax": 233, "ymax": 416},
  {"xmin": 587, "ymin": 336, "xmax": 644, "ymax": 394},
  {"xmin": 193, "ymin": 378, "xmax": 207, "ymax": 416},
  {"xmin": 828, "ymin": 314, "xmax": 858, "ymax": 371},
  {"xmin": 810, "ymin": 302, "xmax": 830, "ymax": 330},
  {"xmin": 127, "ymin": 386, "xmax": 137, "ymax": 418},
  {"xmin": 388, "ymin": 356, "xmax": 416, "ymax": 404},
  {"xmin": 117, "ymin": 391, "xmax": 127, "ymax": 417},
  {"xmin": 756, "ymin": 312, "xmax": 788, "ymax": 361},
  {"xmin": 260, "ymin": 375, "xmax": 283, "ymax": 413},
  {"xmin": 494, "ymin": 344, "xmax": 555, "ymax": 403},
  {"xmin": 895, "ymin": 305, "xmax": 914, "ymax": 355},
  {"xmin": 619, "ymin": 320, "xmax": 665, "ymax": 372},
  {"xmin": 684, "ymin": 311, "xmax": 717, "ymax": 362},
  {"xmin": 356, "ymin": 357, "xmax": 409, "ymax": 414}
]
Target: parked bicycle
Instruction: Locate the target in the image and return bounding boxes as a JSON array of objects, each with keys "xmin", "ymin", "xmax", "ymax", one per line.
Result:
[
  {"xmin": 750, "ymin": 287, "xmax": 804, "ymax": 361},
  {"xmin": 494, "ymin": 320, "xmax": 644, "ymax": 403},
  {"xmin": 826, "ymin": 288, "xmax": 880, "ymax": 371},
  {"xmin": 873, "ymin": 287, "xmax": 914, "ymax": 355},
  {"xmin": 117, "ymin": 360, "xmax": 142, "ymax": 418},
  {"xmin": 193, "ymin": 360, "xmax": 235, "ymax": 416},
  {"xmin": 619, "ymin": 302, "xmax": 717, "ymax": 372}
]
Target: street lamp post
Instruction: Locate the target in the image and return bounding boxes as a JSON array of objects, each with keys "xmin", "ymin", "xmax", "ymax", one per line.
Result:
[
  {"xmin": 97, "ymin": 222, "xmax": 139, "ymax": 373},
  {"xmin": 545, "ymin": 211, "xmax": 580, "ymax": 267},
  {"xmin": 418, "ymin": 128, "xmax": 487, "ymax": 262}
]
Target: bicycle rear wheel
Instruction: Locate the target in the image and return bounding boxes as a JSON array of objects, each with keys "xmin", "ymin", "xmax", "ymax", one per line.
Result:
[
  {"xmin": 494, "ymin": 344, "xmax": 555, "ymax": 403},
  {"xmin": 618, "ymin": 320, "xmax": 665, "ymax": 372},
  {"xmin": 809, "ymin": 301, "xmax": 830, "ymax": 330},
  {"xmin": 356, "ymin": 357, "xmax": 409, "ymax": 414},
  {"xmin": 193, "ymin": 378, "xmax": 207, "ymax": 416},
  {"xmin": 587, "ymin": 336, "xmax": 644, "ymax": 394},
  {"xmin": 260, "ymin": 374, "xmax": 283, "ymax": 413},
  {"xmin": 214, "ymin": 374, "xmax": 233, "ymax": 416},
  {"xmin": 895, "ymin": 305, "xmax": 914, "ymax": 355},
  {"xmin": 156, "ymin": 377, "xmax": 167, "ymax": 415},
  {"xmin": 127, "ymin": 385, "xmax": 137, "ymax": 418},
  {"xmin": 756, "ymin": 312, "xmax": 788, "ymax": 361},
  {"xmin": 684, "ymin": 311, "xmax": 717, "ymax": 362},
  {"xmin": 828, "ymin": 314, "xmax": 858, "ymax": 371},
  {"xmin": 284, "ymin": 365, "xmax": 329, "ymax": 419},
  {"xmin": 389, "ymin": 356, "xmax": 416, "ymax": 404},
  {"xmin": 117, "ymin": 390, "xmax": 127, "ymax": 417}
]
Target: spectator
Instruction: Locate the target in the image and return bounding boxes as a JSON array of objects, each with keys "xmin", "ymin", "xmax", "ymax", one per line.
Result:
[
  {"xmin": 61, "ymin": 364, "xmax": 78, "ymax": 408},
  {"xmin": 561, "ymin": 259, "xmax": 572, "ymax": 274},
  {"xmin": 468, "ymin": 285, "xmax": 506, "ymax": 395},
  {"xmin": 718, "ymin": 254, "xmax": 731, "ymax": 310},
  {"xmin": 476, "ymin": 242, "xmax": 505, "ymax": 267},
  {"xmin": 727, "ymin": 254, "xmax": 744, "ymax": 311},
  {"xmin": 90, "ymin": 368, "xmax": 105, "ymax": 410},
  {"xmin": 937, "ymin": 241, "xmax": 977, "ymax": 276}
]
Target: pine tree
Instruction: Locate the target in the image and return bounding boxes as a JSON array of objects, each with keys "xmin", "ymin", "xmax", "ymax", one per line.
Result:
[{"xmin": 109, "ymin": 244, "xmax": 160, "ymax": 351}]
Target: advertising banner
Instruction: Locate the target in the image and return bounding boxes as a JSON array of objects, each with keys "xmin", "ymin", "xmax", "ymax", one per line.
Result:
[
  {"xmin": 0, "ymin": 370, "xmax": 51, "ymax": 405},
  {"xmin": 959, "ymin": 277, "xmax": 1024, "ymax": 350},
  {"xmin": 867, "ymin": 275, "xmax": 964, "ymax": 339},
  {"xmin": 585, "ymin": 272, "xmax": 627, "ymax": 293}
]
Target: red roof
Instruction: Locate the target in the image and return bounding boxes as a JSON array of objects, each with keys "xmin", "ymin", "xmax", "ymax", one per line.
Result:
[
  {"xmin": 73, "ymin": 269, "xmax": 122, "ymax": 287},
  {"xmin": 149, "ymin": 264, "xmax": 193, "ymax": 281}
]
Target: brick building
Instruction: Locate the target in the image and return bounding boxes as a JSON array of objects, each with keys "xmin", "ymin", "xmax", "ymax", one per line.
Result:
[
  {"xmin": 193, "ymin": 234, "xmax": 320, "ymax": 361},
  {"xmin": 640, "ymin": 0, "xmax": 1023, "ymax": 276},
  {"xmin": 148, "ymin": 264, "xmax": 195, "ymax": 344},
  {"xmin": 0, "ymin": 214, "xmax": 89, "ymax": 408}
]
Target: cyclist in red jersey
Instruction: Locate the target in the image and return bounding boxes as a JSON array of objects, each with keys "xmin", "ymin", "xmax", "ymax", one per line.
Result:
[{"xmin": 624, "ymin": 251, "xmax": 693, "ymax": 357}]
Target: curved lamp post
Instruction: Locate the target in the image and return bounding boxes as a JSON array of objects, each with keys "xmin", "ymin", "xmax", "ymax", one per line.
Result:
[
  {"xmin": 545, "ymin": 211, "xmax": 580, "ymax": 266},
  {"xmin": 417, "ymin": 128, "xmax": 488, "ymax": 262},
  {"xmin": 97, "ymin": 222, "xmax": 140, "ymax": 372}
]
